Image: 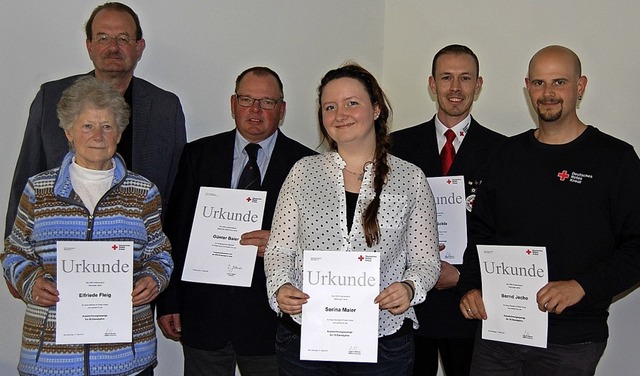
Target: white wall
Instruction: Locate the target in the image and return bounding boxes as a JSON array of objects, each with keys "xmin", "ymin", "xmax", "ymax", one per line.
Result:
[{"xmin": 1, "ymin": 1, "xmax": 638, "ymax": 375}]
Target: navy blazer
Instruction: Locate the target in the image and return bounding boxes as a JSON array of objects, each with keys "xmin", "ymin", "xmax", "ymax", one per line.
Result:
[
  {"xmin": 391, "ymin": 116, "xmax": 506, "ymax": 338},
  {"xmin": 5, "ymin": 73, "xmax": 186, "ymax": 237},
  {"xmin": 156, "ymin": 129, "xmax": 316, "ymax": 354}
]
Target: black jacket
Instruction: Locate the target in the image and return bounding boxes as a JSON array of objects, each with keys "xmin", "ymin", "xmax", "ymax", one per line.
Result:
[{"xmin": 156, "ymin": 129, "xmax": 315, "ymax": 354}]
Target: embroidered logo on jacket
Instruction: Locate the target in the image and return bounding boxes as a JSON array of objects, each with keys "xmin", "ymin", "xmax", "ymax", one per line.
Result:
[{"xmin": 557, "ymin": 170, "xmax": 593, "ymax": 184}]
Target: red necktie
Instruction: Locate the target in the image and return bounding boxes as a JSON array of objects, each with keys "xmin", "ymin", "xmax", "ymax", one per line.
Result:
[{"xmin": 441, "ymin": 129, "xmax": 456, "ymax": 175}]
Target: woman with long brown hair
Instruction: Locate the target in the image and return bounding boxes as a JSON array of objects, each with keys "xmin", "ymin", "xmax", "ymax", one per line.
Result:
[{"xmin": 265, "ymin": 63, "xmax": 440, "ymax": 375}]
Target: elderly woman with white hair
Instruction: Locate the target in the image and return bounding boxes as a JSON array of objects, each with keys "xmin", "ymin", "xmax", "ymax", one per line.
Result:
[{"xmin": 2, "ymin": 76, "xmax": 173, "ymax": 376}]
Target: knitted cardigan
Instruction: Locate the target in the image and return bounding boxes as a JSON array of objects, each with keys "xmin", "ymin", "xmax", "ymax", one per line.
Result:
[{"xmin": 2, "ymin": 152, "xmax": 173, "ymax": 376}]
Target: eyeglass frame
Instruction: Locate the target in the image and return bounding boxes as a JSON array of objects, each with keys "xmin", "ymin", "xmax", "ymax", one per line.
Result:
[
  {"xmin": 92, "ymin": 33, "xmax": 137, "ymax": 46},
  {"xmin": 234, "ymin": 94, "xmax": 284, "ymax": 110}
]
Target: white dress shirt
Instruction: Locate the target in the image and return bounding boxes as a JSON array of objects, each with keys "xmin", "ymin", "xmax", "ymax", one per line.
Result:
[
  {"xmin": 231, "ymin": 130, "xmax": 278, "ymax": 188},
  {"xmin": 435, "ymin": 114, "xmax": 471, "ymax": 153},
  {"xmin": 264, "ymin": 151, "xmax": 441, "ymax": 336}
]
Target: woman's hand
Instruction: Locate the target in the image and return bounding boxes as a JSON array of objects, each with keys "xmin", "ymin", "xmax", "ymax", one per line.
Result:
[
  {"xmin": 276, "ymin": 283, "xmax": 309, "ymax": 315},
  {"xmin": 375, "ymin": 281, "xmax": 413, "ymax": 315},
  {"xmin": 132, "ymin": 275, "xmax": 159, "ymax": 307},
  {"xmin": 31, "ymin": 277, "xmax": 59, "ymax": 306}
]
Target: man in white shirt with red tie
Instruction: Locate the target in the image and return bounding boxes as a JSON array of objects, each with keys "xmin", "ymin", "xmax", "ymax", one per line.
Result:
[{"xmin": 391, "ymin": 44, "xmax": 506, "ymax": 376}]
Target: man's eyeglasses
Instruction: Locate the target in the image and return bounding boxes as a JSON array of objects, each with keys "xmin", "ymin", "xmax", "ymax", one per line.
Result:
[
  {"xmin": 235, "ymin": 95, "xmax": 283, "ymax": 110},
  {"xmin": 93, "ymin": 34, "xmax": 136, "ymax": 46}
]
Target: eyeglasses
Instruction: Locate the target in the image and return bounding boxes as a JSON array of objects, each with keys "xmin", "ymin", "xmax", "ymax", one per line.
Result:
[
  {"xmin": 235, "ymin": 95, "xmax": 282, "ymax": 110},
  {"xmin": 93, "ymin": 33, "xmax": 136, "ymax": 46}
]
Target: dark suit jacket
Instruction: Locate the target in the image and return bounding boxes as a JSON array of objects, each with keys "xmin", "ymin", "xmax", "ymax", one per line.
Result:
[
  {"xmin": 5, "ymin": 73, "xmax": 186, "ymax": 237},
  {"xmin": 156, "ymin": 129, "xmax": 316, "ymax": 354},
  {"xmin": 391, "ymin": 115, "xmax": 506, "ymax": 338}
]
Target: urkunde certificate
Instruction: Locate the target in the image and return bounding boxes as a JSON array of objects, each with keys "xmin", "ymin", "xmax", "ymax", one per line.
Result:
[
  {"xmin": 181, "ymin": 187, "xmax": 266, "ymax": 287},
  {"xmin": 477, "ymin": 245, "xmax": 548, "ymax": 348},
  {"xmin": 301, "ymin": 251, "xmax": 380, "ymax": 363},
  {"xmin": 427, "ymin": 175, "xmax": 467, "ymax": 264},
  {"xmin": 56, "ymin": 241, "xmax": 133, "ymax": 344}
]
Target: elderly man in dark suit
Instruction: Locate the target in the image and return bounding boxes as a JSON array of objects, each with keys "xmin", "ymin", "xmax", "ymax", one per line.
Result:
[
  {"xmin": 391, "ymin": 44, "xmax": 506, "ymax": 376},
  {"xmin": 156, "ymin": 66, "xmax": 316, "ymax": 376},
  {"xmin": 5, "ymin": 2, "xmax": 186, "ymax": 239}
]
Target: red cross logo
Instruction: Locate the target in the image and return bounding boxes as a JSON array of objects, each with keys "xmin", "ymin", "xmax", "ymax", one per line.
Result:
[
  {"xmin": 459, "ymin": 131, "xmax": 465, "ymax": 137},
  {"xmin": 358, "ymin": 255, "xmax": 364, "ymax": 261},
  {"xmin": 447, "ymin": 179, "xmax": 452, "ymax": 184},
  {"xmin": 112, "ymin": 244, "xmax": 118, "ymax": 251},
  {"xmin": 526, "ymin": 249, "xmax": 531, "ymax": 255},
  {"xmin": 246, "ymin": 196, "xmax": 252, "ymax": 202},
  {"xmin": 557, "ymin": 170, "xmax": 570, "ymax": 181}
]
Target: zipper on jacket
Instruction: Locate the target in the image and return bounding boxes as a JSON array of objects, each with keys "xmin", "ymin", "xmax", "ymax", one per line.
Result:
[
  {"xmin": 84, "ymin": 213, "xmax": 94, "ymax": 376},
  {"xmin": 55, "ymin": 164, "xmax": 127, "ymax": 375},
  {"xmin": 86, "ymin": 214, "xmax": 94, "ymax": 240},
  {"xmin": 84, "ymin": 344, "xmax": 90, "ymax": 376}
]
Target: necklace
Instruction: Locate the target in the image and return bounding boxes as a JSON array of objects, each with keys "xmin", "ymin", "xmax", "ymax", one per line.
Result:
[
  {"xmin": 343, "ymin": 161, "xmax": 372, "ymax": 182},
  {"xmin": 343, "ymin": 167, "xmax": 364, "ymax": 181}
]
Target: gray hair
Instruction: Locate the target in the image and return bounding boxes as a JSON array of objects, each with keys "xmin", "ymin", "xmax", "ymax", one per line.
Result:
[{"xmin": 57, "ymin": 76, "xmax": 130, "ymax": 133}]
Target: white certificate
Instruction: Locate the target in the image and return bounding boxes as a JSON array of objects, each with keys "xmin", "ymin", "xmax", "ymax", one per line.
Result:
[
  {"xmin": 182, "ymin": 187, "xmax": 266, "ymax": 287},
  {"xmin": 427, "ymin": 175, "xmax": 467, "ymax": 264},
  {"xmin": 477, "ymin": 245, "xmax": 548, "ymax": 348},
  {"xmin": 301, "ymin": 251, "xmax": 380, "ymax": 363},
  {"xmin": 56, "ymin": 241, "xmax": 133, "ymax": 344}
]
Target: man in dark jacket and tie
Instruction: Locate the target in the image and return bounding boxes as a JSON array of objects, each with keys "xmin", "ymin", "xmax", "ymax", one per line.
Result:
[
  {"xmin": 391, "ymin": 44, "xmax": 506, "ymax": 376},
  {"xmin": 156, "ymin": 66, "xmax": 316, "ymax": 376}
]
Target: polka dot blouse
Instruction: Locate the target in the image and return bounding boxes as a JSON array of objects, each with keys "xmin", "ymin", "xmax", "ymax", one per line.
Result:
[{"xmin": 264, "ymin": 151, "xmax": 441, "ymax": 337}]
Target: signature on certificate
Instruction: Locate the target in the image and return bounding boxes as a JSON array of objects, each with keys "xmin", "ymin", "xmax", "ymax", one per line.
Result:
[
  {"xmin": 348, "ymin": 346, "xmax": 361, "ymax": 355},
  {"xmin": 227, "ymin": 264, "xmax": 243, "ymax": 276}
]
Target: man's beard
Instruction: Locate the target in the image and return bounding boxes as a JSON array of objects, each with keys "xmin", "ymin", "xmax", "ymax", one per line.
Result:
[{"xmin": 536, "ymin": 100, "xmax": 563, "ymax": 122}]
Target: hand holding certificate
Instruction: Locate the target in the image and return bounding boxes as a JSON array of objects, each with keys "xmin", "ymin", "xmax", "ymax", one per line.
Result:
[
  {"xmin": 477, "ymin": 245, "xmax": 548, "ymax": 348},
  {"xmin": 181, "ymin": 187, "xmax": 266, "ymax": 287}
]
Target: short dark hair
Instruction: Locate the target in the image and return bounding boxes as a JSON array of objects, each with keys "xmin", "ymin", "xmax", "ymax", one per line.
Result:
[
  {"xmin": 432, "ymin": 44, "xmax": 479, "ymax": 78},
  {"xmin": 235, "ymin": 67, "xmax": 284, "ymax": 98},
  {"xmin": 85, "ymin": 2, "xmax": 143, "ymax": 41}
]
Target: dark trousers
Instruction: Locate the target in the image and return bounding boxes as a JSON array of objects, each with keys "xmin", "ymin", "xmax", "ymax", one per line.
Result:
[
  {"xmin": 413, "ymin": 335, "xmax": 474, "ymax": 376},
  {"xmin": 183, "ymin": 342, "xmax": 279, "ymax": 376},
  {"xmin": 275, "ymin": 323, "xmax": 414, "ymax": 376},
  {"xmin": 137, "ymin": 365, "xmax": 154, "ymax": 375},
  {"xmin": 470, "ymin": 336, "xmax": 606, "ymax": 376}
]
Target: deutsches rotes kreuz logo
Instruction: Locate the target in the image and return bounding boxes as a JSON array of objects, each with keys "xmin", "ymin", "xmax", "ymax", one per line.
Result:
[
  {"xmin": 557, "ymin": 170, "xmax": 593, "ymax": 184},
  {"xmin": 245, "ymin": 196, "xmax": 263, "ymax": 204}
]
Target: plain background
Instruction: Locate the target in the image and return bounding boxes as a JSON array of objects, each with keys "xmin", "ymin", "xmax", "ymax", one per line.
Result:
[{"xmin": 1, "ymin": 1, "xmax": 639, "ymax": 375}]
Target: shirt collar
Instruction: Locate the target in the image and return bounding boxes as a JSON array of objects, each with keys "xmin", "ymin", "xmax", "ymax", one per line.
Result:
[
  {"xmin": 434, "ymin": 114, "xmax": 472, "ymax": 141},
  {"xmin": 234, "ymin": 129, "xmax": 278, "ymax": 161}
]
